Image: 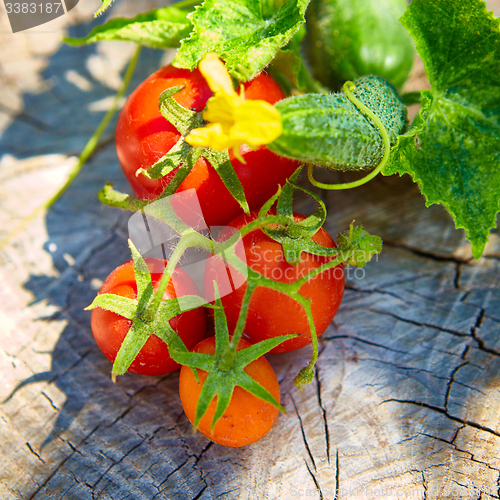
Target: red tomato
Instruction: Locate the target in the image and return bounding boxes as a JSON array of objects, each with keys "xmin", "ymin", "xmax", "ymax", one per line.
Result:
[
  {"xmin": 115, "ymin": 64, "xmax": 300, "ymax": 227},
  {"xmin": 204, "ymin": 211, "xmax": 345, "ymax": 352},
  {"xmin": 179, "ymin": 336, "xmax": 280, "ymax": 447},
  {"xmin": 90, "ymin": 258, "xmax": 207, "ymax": 375}
]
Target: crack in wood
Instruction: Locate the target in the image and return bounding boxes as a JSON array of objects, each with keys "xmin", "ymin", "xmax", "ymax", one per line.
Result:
[
  {"xmin": 315, "ymin": 366, "xmax": 331, "ymax": 466},
  {"xmin": 382, "ymin": 399, "xmax": 500, "ymax": 438},
  {"xmin": 482, "ymin": 253, "xmax": 500, "ymax": 261},
  {"xmin": 136, "ymin": 458, "xmax": 161, "ymax": 482},
  {"xmin": 382, "ymin": 239, "xmax": 474, "ymax": 265},
  {"xmin": 406, "ymin": 469, "xmax": 429, "ymax": 500},
  {"xmin": 304, "ymin": 458, "xmax": 324, "ymax": 500},
  {"xmin": 469, "ymin": 308, "xmax": 500, "ymax": 358},
  {"xmin": 454, "ymin": 262, "xmax": 462, "ymax": 289},
  {"xmin": 344, "ymin": 283, "xmax": 411, "ymax": 303},
  {"xmin": 334, "ymin": 449, "xmax": 339, "ymax": 500},
  {"xmin": 26, "ymin": 442, "xmax": 45, "ymax": 464},
  {"xmin": 190, "ymin": 484, "xmax": 209, "ymax": 500},
  {"xmin": 41, "ymin": 391, "xmax": 59, "ymax": 411},
  {"xmin": 369, "ymin": 357, "xmax": 449, "ymax": 378},
  {"xmin": 131, "ymin": 373, "xmax": 175, "ymax": 399},
  {"xmin": 155, "ymin": 458, "xmax": 189, "ymax": 492},
  {"xmin": 102, "ymin": 405, "xmax": 137, "ymax": 428},
  {"xmin": 419, "ymin": 430, "xmax": 500, "ymax": 479},
  {"xmin": 58, "ymin": 436, "xmax": 84, "ymax": 456},
  {"xmin": 26, "ymin": 425, "xmax": 100, "ymax": 500},
  {"xmin": 369, "ymin": 309, "xmax": 470, "ymax": 337},
  {"xmin": 323, "ymin": 334, "xmax": 410, "ymax": 355},
  {"xmin": 0, "ymin": 102, "xmax": 63, "ymax": 135},
  {"xmin": 192, "ymin": 441, "xmax": 214, "ymax": 467},
  {"xmin": 215, "ymin": 487, "xmax": 241, "ymax": 498},
  {"xmin": 291, "ymin": 394, "xmax": 317, "ymax": 472},
  {"xmin": 444, "ymin": 360, "xmax": 470, "ymax": 412},
  {"xmin": 91, "ymin": 436, "xmax": 149, "ymax": 495}
]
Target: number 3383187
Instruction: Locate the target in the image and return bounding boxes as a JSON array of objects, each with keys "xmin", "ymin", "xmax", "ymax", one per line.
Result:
[{"xmin": 5, "ymin": 3, "xmax": 62, "ymax": 14}]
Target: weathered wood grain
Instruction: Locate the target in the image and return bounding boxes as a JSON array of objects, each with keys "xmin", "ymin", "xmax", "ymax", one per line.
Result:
[{"xmin": 1, "ymin": 1, "xmax": 500, "ymax": 499}]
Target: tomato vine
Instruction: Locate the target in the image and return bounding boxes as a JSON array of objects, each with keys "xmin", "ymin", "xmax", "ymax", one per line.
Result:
[{"xmin": 71, "ymin": 0, "xmax": 500, "ymax": 444}]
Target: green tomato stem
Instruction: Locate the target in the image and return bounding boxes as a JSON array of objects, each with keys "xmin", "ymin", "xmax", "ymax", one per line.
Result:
[
  {"xmin": 144, "ymin": 229, "xmax": 211, "ymax": 320},
  {"xmin": 292, "ymin": 296, "xmax": 316, "ymax": 388},
  {"xmin": 121, "ymin": 182, "xmax": 374, "ymax": 387},
  {"xmin": 307, "ymin": 80, "xmax": 391, "ymax": 190},
  {"xmin": 238, "ymin": 214, "xmax": 292, "ymax": 237},
  {"xmin": 228, "ymin": 277, "xmax": 257, "ymax": 353}
]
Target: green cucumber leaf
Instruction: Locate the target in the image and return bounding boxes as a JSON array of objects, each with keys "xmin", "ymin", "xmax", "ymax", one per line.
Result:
[
  {"xmin": 267, "ymin": 25, "xmax": 318, "ymax": 93},
  {"xmin": 383, "ymin": 0, "xmax": 500, "ymax": 259},
  {"xmin": 268, "ymin": 48, "xmax": 309, "ymax": 93},
  {"xmin": 65, "ymin": 6, "xmax": 192, "ymax": 49},
  {"xmin": 173, "ymin": 0, "xmax": 310, "ymax": 82},
  {"xmin": 261, "ymin": 0, "xmax": 288, "ymax": 18}
]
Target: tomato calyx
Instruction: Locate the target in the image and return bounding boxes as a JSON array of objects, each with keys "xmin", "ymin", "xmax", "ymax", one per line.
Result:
[
  {"xmin": 258, "ymin": 167, "xmax": 341, "ymax": 265},
  {"xmin": 170, "ymin": 285, "xmax": 294, "ymax": 430},
  {"xmin": 85, "ymin": 239, "xmax": 206, "ymax": 382},
  {"xmin": 337, "ymin": 224, "xmax": 383, "ymax": 268},
  {"xmin": 134, "ymin": 85, "xmax": 204, "ymax": 184},
  {"xmin": 106, "ymin": 84, "xmax": 251, "ymax": 215}
]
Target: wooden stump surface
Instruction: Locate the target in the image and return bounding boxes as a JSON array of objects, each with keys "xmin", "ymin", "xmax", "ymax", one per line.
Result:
[{"xmin": 1, "ymin": 2, "xmax": 500, "ymax": 499}]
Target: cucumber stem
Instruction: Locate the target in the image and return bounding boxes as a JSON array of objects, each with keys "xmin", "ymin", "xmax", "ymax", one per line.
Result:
[{"xmin": 307, "ymin": 81, "xmax": 391, "ymax": 190}]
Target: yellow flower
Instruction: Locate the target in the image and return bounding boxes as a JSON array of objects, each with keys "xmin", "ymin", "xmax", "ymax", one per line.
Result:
[{"xmin": 185, "ymin": 53, "xmax": 282, "ymax": 161}]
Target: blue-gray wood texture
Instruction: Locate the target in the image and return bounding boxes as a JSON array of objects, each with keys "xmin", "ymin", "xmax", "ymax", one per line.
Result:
[{"xmin": 1, "ymin": 1, "xmax": 500, "ymax": 499}]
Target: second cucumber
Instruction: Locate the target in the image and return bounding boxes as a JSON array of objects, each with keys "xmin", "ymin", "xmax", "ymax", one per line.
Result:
[{"xmin": 307, "ymin": 0, "xmax": 414, "ymax": 90}]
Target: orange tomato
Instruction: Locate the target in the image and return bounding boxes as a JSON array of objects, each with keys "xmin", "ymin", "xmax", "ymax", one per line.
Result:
[{"xmin": 179, "ymin": 336, "xmax": 280, "ymax": 447}]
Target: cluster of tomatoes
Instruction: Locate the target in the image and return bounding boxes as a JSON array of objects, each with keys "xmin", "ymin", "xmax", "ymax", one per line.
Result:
[{"xmin": 89, "ymin": 64, "xmax": 345, "ymax": 447}]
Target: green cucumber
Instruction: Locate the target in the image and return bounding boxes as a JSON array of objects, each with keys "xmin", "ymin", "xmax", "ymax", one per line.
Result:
[
  {"xmin": 307, "ymin": 0, "xmax": 414, "ymax": 90},
  {"xmin": 268, "ymin": 75, "xmax": 407, "ymax": 171}
]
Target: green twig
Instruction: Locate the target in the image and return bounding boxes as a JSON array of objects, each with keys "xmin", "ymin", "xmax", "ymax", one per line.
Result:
[{"xmin": 0, "ymin": 45, "xmax": 141, "ymax": 250}]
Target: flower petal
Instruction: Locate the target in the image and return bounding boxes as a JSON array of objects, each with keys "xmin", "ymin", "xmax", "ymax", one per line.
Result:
[
  {"xmin": 187, "ymin": 53, "xmax": 283, "ymax": 153},
  {"xmin": 232, "ymin": 100, "xmax": 283, "ymax": 146},
  {"xmin": 187, "ymin": 123, "xmax": 239, "ymax": 151},
  {"xmin": 199, "ymin": 53, "xmax": 237, "ymax": 96},
  {"xmin": 202, "ymin": 93, "xmax": 238, "ymax": 134}
]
